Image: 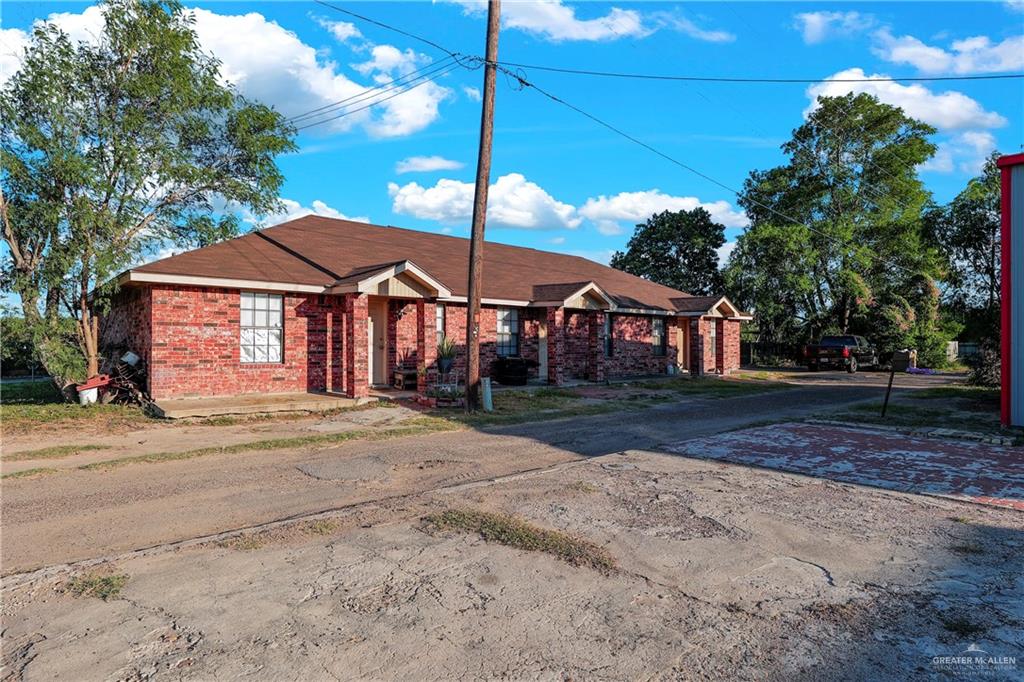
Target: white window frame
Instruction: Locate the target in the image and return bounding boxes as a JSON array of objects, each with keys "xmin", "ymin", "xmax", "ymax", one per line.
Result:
[
  {"xmin": 707, "ymin": 321, "xmax": 717, "ymax": 356},
  {"xmin": 496, "ymin": 307, "xmax": 519, "ymax": 357},
  {"xmin": 603, "ymin": 314, "xmax": 613, "ymax": 357},
  {"xmin": 652, "ymin": 317, "xmax": 667, "ymax": 356},
  {"xmin": 435, "ymin": 304, "xmax": 446, "ymax": 347},
  {"xmin": 240, "ymin": 292, "xmax": 283, "ymax": 364}
]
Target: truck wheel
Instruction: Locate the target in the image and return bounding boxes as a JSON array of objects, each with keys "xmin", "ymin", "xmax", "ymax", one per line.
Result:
[{"xmin": 847, "ymin": 357, "xmax": 858, "ymax": 374}]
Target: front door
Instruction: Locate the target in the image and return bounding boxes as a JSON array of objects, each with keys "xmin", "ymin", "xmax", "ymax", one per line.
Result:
[{"xmin": 368, "ymin": 298, "xmax": 388, "ymax": 386}]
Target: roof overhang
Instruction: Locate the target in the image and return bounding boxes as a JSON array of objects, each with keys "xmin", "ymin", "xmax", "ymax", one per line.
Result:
[
  {"xmin": 329, "ymin": 260, "xmax": 452, "ymax": 298},
  {"xmin": 675, "ymin": 295, "xmax": 753, "ymax": 320},
  {"xmin": 119, "ymin": 271, "xmax": 328, "ymax": 293},
  {"xmin": 529, "ymin": 281, "xmax": 615, "ymax": 310}
]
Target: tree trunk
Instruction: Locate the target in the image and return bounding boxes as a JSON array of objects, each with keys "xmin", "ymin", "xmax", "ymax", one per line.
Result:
[{"xmin": 79, "ymin": 308, "xmax": 101, "ymax": 379}]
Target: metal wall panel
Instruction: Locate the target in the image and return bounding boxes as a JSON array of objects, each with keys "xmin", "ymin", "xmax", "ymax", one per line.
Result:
[{"xmin": 1012, "ymin": 165, "xmax": 1024, "ymax": 425}]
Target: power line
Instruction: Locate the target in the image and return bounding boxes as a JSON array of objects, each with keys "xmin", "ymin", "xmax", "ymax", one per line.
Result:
[
  {"xmin": 492, "ymin": 60, "xmax": 1024, "ymax": 84},
  {"xmin": 288, "ymin": 56, "xmax": 457, "ymax": 124},
  {"xmin": 294, "ymin": 65, "xmax": 458, "ymax": 131},
  {"xmin": 483, "ymin": 59, "xmax": 922, "ymax": 276},
  {"xmin": 308, "ymin": 4, "xmax": 931, "ymax": 276},
  {"xmin": 313, "ymin": 0, "xmax": 461, "ymax": 59}
]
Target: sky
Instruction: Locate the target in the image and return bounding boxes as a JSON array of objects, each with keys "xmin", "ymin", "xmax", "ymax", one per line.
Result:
[{"xmin": 2, "ymin": 0, "xmax": 1023, "ymax": 273}]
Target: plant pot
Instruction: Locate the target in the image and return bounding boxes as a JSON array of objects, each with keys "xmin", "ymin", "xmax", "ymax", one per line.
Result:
[{"xmin": 438, "ymin": 357, "xmax": 454, "ymax": 374}]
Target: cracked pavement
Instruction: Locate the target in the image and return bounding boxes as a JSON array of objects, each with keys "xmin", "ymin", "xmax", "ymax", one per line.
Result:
[{"xmin": 2, "ymin": 381, "xmax": 1022, "ymax": 680}]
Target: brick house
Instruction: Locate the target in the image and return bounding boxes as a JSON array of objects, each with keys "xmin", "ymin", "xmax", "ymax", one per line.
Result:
[{"xmin": 102, "ymin": 216, "xmax": 750, "ymax": 400}]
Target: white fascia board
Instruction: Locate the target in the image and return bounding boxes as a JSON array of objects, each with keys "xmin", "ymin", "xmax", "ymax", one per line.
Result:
[
  {"xmin": 349, "ymin": 260, "xmax": 453, "ymax": 298},
  {"xmin": 124, "ymin": 271, "xmax": 328, "ymax": 293},
  {"xmin": 437, "ymin": 296, "xmax": 531, "ymax": 307}
]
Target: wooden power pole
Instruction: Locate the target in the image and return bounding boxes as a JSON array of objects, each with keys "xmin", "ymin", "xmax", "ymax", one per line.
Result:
[{"xmin": 465, "ymin": 0, "xmax": 500, "ymax": 412}]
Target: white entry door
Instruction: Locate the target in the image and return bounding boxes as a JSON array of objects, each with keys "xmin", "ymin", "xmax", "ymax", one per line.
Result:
[{"xmin": 368, "ymin": 299, "xmax": 388, "ymax": 386}]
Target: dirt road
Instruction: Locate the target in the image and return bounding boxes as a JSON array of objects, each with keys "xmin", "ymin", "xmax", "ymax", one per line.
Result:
[
  {"xmin": 3, "ymin": 447, "xmax": 1021, "ymax": 680},
  {"xmin": 2, "ymin": 384, "xmax": 881, "ymax": 573}
]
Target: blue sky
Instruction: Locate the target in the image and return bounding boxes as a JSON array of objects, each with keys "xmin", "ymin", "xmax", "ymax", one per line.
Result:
[{"xmin": 2, "ymin": 0, "xmax": 1023, "ymax": 270}]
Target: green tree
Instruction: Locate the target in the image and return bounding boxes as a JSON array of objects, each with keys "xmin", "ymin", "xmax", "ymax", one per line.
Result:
[
  {"xmin": 610, "ymin": 208, "xmax": 726, "ymax": 296},
  {"xmin": 926, "ymin": 152, "xmax": 1001, "ymax": 341},
  {"xmin": 724, "ymin": 93, "xmax": 952, "ymax": 363},
  {"xmin": 1, "ymin": 0, "xmax": 295, "ymax": 391}
]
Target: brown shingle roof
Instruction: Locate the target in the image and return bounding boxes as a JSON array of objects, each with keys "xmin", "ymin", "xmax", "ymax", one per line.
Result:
[{"xmin": 133, "ymin": 216, "xmax": 706, "ymax": 312}]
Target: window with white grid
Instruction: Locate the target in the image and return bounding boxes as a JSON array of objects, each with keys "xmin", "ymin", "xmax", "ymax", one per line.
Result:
[
  {"xmin": 496, "ymin": 307, "xmax": 519, "ymax": 356},
  {"xmin": 240, "ymin": 292, "xmax": 283, "ymax": 363}
]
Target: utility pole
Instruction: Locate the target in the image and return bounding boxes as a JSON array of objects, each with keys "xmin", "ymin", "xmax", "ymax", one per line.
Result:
[{"xmin": 465, "ymin": 0, "xmax": 500, "ymax": 412}]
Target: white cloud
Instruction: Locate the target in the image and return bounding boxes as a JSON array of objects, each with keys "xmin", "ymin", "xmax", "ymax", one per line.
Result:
[
  {"xmin": 578, "ymin": 189, "xmax": 749, "ymax": 237},
  {"xmin": 652, "ymin": 13, "xmax": 735, "ymax": 43},
  {"xmin": 353, "ymin": 44, "xmax": 419, "ymax": 76},
  {"xmin": 267, "ymin": 198, "xmax": 369, "ymax": 225},
  {"xmin": 453, "ymin": 1, "xmax": 731, "ymax": 43},
  {"xmin": 921, "ymin": 130, "xmax": 997, "ymax": 174},
  {"xmin": 549, "ymin": 236, "xmax": 566, "ymax": 245},
  {"xmin": 388, "ymin": 173, "xmax": 581, "ymax": 230},
  {"xmin": 716, "ymin": 241, "xmax": 737, "ymax": 266},
  {"xmin": 395, "ymin": 156, "xmax": 464, "ymax": 174},
  {"xmin": 872, "ymin": 29, "xmax": 1024, "ymax": 74},
  {"xmin": 793, "ymin": 11, "xmax": 874, "ymax": 44},
  {"xmin": 2, "ymin": 5, "xmax": 451, "ymax": 138},
  {"xmin": 316, "ymin": 17, "xmax": 362, "ymax": 43},
  {"xmin": 0, "ymin": 27, "xmax": 31, "ymax": 86},
  {"xmin": 462, "ymin": 85, "xmax": 481, "ymax": 102},
  {"xmin": 805, "ymin": 68, "xmax": 1007, "ymax": 130}
]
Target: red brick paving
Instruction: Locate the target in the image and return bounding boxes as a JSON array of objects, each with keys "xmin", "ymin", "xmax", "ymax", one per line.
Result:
[{"xmin": 665, "ymin": 423, "xmax": 1024, "ymax": 511}]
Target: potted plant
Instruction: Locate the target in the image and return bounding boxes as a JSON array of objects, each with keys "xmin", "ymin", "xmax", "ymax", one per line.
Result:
[{"xmin": 437, "ymin": 336, "xmax": 457, "ymax": 374}]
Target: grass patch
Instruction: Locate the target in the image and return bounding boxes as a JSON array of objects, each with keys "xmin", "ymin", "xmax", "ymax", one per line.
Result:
[
  {"xmin": 218, "ymin": 534, "xmax": 266, "ymax": 551},
  {"xmin": 913, "ymin": 384, "xmax": 1000, "ymax": 408},
  {"xmin": 424, "ymin": 508, "xmax": 615, "ymax": 572},
  {"xmin": 941, "ymin": 615, "xmax": 987, "ymax": 638},
  {"xmin": 631, "ymin": 376, "xmax": 792, "ymax": 398},
  {"xmin": 302, "ymin": 519, "xmax": 339, "ymax": 536},
  {"xmin": 65, "ymin": 572, "xmax": 128, "ymax": 601},
  {"xmin": 192, "ymin": 399, "xmax": 396, "ymax": 427},
  {"xmin": 1, "ymin": 380, "xmax": 152, "ymax": 434},
  {"xmin": 76, "ymin": 417, "xmax": 461, "ymax": 473},
  {"xmin": 439, "ymin": 388, "xmax": 670, "ymax": 428},
  {"xmin": 833, "ymin": 401, "xmax": 1016, "ymax": 441},
  {"xmin": 3, "ymin": 444, "xmax": 108, "ymax": 462},
  {"xmin": 1, "ymin": 466, "xmax": 60, "ymax": 480},
  {"xmin": 567, "ymin": 480, "xmax": 599, "ymax": 494}
]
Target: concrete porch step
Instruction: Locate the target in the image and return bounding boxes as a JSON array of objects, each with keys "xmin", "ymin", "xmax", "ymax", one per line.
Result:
[{"xmin": 152, "ymin": 391, "xmax": 375, "ymax": 419}]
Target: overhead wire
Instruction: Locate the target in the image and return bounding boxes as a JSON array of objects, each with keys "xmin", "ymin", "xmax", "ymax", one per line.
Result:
[
  {"xmin": 294, "ymin": 63, "xmax": 460, "ymax": 131},
  {"xmin": 310, "ymin": 3, "xmax": 956, "ymax": 277},
  {"xmin": 288, "ymin": 56, "xmax": 458, "ymax": 124}
]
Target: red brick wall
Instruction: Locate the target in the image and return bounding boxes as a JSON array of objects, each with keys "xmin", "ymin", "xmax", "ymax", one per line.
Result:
[
  {"xmin": 563, "ymin": 311, "xmax": 590, "ymax": 379},
  {"xmin": 100, "ymin": 286, "xmax": 153, "ymax": 388},
  {"xmin": 605, "ymin": 314, "xmax": 677, "ymax": 377},
  {"xmin": 388, "ymin": 300, "xmax": 419, "ymax": 375},
  {"xmin": 443, "ymin": 304, "xmax": 500, "ymax": 377},
  {"xmin": 146, "ymin": 285, "xmax": 344, "ymax": 399},
  {"xmin": 109, "ymin": 284, "xmax": 743, "ymax": 397},
  {"xmin": 721, "ymin": 319, "xmax": 741, "ymax": 373}
]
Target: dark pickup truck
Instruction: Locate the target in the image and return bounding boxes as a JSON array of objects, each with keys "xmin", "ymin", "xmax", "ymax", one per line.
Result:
[{"xmin": 802, "ymin": 335, "xmax": 878, "ymax": 373}]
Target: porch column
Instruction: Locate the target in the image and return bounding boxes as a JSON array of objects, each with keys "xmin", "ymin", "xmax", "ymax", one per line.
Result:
[
  {"xmin": 715, "ymin": 318, "xmax": 726, "ymax": 375},
  {"xmin": 546, "ymin": 306, "xmax": 565, "ymax": 386},
  {"xmin": 416, "ymin": 300, "xmax": 437, "ymax": 393},
  {"xmin": 344, "ymin": 293, "xmax": 369, "ymax": 398},
  {"xmin": 586, "ymin": 310, "xmax": 605, "ymax": 382},
  {"xmin": 689, "ymin": 317, "xmax": 705, "ymax": 376}
]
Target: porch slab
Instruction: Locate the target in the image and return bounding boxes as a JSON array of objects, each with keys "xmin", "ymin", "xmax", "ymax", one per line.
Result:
[{"xmin": 153, "ymin": 391, "xmax": 374, "ymax": 419}]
